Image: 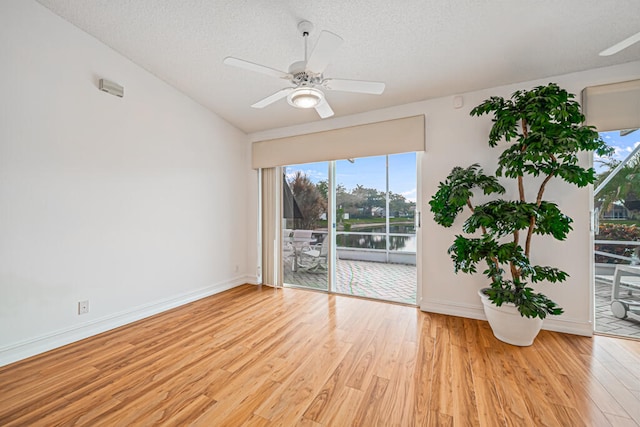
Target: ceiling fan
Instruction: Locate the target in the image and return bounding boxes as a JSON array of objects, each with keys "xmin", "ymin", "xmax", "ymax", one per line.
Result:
[
  {"xmin": 223, "ymin": 21, "xmax": 385, "ymax": 119},
  {"xmin": 599, "ymin": 30, "xmax": 640, "ymax": 56}
]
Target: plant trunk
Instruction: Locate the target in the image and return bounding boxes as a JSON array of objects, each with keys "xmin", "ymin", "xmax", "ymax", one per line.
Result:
[
  {"xmin": 469, "ymin": 196, "xmax": 502, "ymax": 277},
  {"xmin": 525, "ymin": 157, "xmax": 556, "ymax": 258}
]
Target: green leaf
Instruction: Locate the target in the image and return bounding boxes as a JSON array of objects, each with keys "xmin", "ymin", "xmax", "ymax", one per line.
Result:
[{"xmin": 429, "ymin": 164, "xmax": 505, "ymax": 227}]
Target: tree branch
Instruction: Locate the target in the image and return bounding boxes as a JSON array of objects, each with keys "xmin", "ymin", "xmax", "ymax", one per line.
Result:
[
  {"xmin": 467, "ymin": 197, "xmax": 487, "ymax": 235},
  {"xmin": 518, "ymin": 118, "xmax": 528, "ymax": 202},
  {"xmin": 468, "ymin": 196, "xmax": 500, "ymax": 275},
  {"xmin": 510, "ymin": 230, "xmax": 521, "ymax": 281},
  {"xmin": 525, "ymin": 156, "xmax": 556, "ymax": 257},
  {"xmin": 510, "ymin": 261, "xmax": 520, "ymax": 282}
]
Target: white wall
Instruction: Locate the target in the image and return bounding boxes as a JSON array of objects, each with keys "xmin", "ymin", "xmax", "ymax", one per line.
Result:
[
  {"xmin": 0, "ymin": 1, "xmax": 250, "ymax": 365},
  {"xmin": 249, "ymin": 60, "xmax": 640, "ymax": 337}
]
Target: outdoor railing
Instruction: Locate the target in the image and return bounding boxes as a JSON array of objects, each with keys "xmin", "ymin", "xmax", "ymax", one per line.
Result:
[
  {"xmin": 307, "ymin": 230, "xmax": 417, "ymax": 265},
  {"xmin": 594, "ymin": 240, "xmax": 640, "ymax": 264}
]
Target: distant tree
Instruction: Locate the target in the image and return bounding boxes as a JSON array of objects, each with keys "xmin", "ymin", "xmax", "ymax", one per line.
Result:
[
  {"xmin": 389, "ymin": 192, "xmax": 416, "ymax": 218},
  {"xmin": 316, "ymin": 180, "xmax": 329, "ymax": 201},
  {"xmin": 335, "ymin": 185, "xmax": 416, "ymax": 219},
  {"xmin": 289, "ymin": 172, "xmax": 327, "ymax": 229}
]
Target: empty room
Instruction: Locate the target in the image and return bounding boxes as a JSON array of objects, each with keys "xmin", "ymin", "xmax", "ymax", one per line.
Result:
[{"xmin": 1, "ymin": 0, "xmax": 640, "ymax": 425}]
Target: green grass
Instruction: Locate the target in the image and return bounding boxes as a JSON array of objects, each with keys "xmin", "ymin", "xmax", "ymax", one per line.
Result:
[
  {"xmin": 316, "ymin": 217, "xmax": 414, "ymax": 228},
  {"xmin": 343, "ymin": 217, "xmax": 413, "ymax": 225}
]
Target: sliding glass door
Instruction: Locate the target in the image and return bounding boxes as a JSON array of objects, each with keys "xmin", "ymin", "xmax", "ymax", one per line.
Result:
[
  {"xmin": 281, "ymin": 162, "xmax": 329, "ymax": 291},
  {"xmin": 334, "ymin": 154, "xmax": 417, "ymax": 304},
  {"xmin": 280, "ymin": 154, "xmax": 417, "ymax": 305},
  {"xmin": 593, "ymin": 129, "xmax": 640, "ymax": 339}
]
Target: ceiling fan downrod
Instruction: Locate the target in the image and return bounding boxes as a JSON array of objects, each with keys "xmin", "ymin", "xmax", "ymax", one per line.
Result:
[{"xmin": 298, "ymin": 20, "xmax": 314, "ymax": 62}]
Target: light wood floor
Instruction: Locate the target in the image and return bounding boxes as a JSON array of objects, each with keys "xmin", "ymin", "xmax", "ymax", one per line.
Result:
[{"xmin": 1, "ymin": 285, "xmax": 639, "ymax": 426}]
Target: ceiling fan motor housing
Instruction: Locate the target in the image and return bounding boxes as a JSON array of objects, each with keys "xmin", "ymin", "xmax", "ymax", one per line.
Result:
[{"xmin": 288, "ymin": 61, "xmax": 323, "ymax": 87}]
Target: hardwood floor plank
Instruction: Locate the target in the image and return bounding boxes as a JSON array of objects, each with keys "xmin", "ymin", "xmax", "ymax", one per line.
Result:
[
  {"xmin": 0, "ymin": 365, "xmax": 101, "ymax": 424},
  {"xmin": 505, "ymin": 348, "xmax": 565, "ymax": 426},
  {"xmin": 428, "ymin": 317, "xmax": 454, "ymax": 418},
  {"xmin": 411, "ymin": 315, "xmax": 436, "ymax": 426},
  {"xmin": 473, "ymin": 377, "xmax": 506, "ymax": 427},
  {"xmin": 321, "ymin": 386, "xmax": 364, "ymax": 426},
  {"xmin": 345, "ymin": 328, "xmax": 379, "ymax": 390},
  {"xmin": 554, "ymin": 373, "xmax": 615, "ymax": 427},
  {"xmin": 301, "ymin": 328, "xmax": 376, "ymax": 424},
  {"xmin": 193, "ymin": 379, "xmax": 280, "ymax": 426},
  {"xmin": 0, "ymin": 284, "xmax": 638, "ymax": 426},
  {"xmin": 447, "ymin": 317, "xmax": 480, "ymax": 426},
  {"xmin": 162, "ymin": 394, "xmax": 216, "ymax": 425},
  {"xmin": 351, "ymin": 374, "xmax": 390, "ymax": 426},
  {"xmin": 427, "ymin": 410, "xmax": 454, "ymax": 426},
  {"xmin": 375, "ymin": 340, "xmax": 418, "ymax": 426},
  {"xmin": 254, "ymin": 336, "xmax": 352, "ymax": 423}
]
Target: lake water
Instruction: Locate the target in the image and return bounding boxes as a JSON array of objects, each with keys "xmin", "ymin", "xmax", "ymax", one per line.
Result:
[{"xmin": 336, "ymin": 224, "xmax": 416, "ymax": 252}]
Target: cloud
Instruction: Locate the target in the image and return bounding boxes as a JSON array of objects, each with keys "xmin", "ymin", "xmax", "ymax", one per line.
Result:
[
  {"xmin": 284, "ymin": 168, "xmax": 326, "ymax": 183},
  {"xmin": 401, "ymin": 188, "xmax": 417, "ymax": 203}
]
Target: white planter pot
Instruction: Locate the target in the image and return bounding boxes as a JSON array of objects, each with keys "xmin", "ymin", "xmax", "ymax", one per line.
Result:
[{"xmin": 478, "ymin": 289, "xmax": 543, "ymax": 346}]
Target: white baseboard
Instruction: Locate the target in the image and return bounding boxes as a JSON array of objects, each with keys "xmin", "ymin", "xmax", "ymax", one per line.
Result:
[
  {"xmin": 421, "ymin": 298, "xmax": 486, "ymax": 320},
  {"xmin": 245, "ymin": 275, "xmax": 260, "ymax": 285},
  {"xmin": 542, "ymin": 317, "xmax": 593, "ymax": 337},
  {"xmin": 421, "ymin": 298, "xmax": 593, "ymax": 337},
  {"xmin": 0, "ymin": 277, "xmax": 248, "ymax": 367}
]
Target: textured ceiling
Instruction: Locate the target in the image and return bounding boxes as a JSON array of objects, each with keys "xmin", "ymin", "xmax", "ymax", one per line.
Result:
[{"xmin": 36, "ymin": 0, "xmax": 640, "ymax": 134}]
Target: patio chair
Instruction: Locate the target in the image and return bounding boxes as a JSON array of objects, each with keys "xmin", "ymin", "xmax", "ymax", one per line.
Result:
[
  {"xmin": 292, "ymin": 229, "xmax": 313, "ymax": 240},
  {"xmin": 285, "ymin": 229, "xmax": 316, "ymax": 271},
  {"xmin": 610, "ymin": 264, "xmax": 640, "ymax": 319},
  {"xmin": 299, "ymin": 237, "xmax": 328, "ymax": 273},
  {"xmin": 282, "ymin": 229, "xmax": 295, "ymax": 269}
]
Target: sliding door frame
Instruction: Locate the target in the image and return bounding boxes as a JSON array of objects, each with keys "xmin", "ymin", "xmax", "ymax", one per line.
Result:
[{"xmin": 272, "ymin": 154, "xmax": 421, "ymax": 306}]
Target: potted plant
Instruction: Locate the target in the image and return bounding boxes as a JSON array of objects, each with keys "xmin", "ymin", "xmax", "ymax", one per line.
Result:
[{"xmin": 429, "ymin": 83, "xmax": 612, "ymax": 346}]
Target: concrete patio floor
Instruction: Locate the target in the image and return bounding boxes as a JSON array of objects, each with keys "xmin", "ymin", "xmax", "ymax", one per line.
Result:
[
  {"xmin": 595, "ymin": 280, "xmax": 640, "ymax": 339},
  {"xmin": 285, "ymin": 260, "xmax": 640, "ymax": 339},
  {"xmin": 283, "ymin": 258, "xmax": 417, "ymax": 305}
]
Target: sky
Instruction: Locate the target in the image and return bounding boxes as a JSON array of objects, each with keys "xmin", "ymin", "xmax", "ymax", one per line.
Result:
[
  {"xmin": 283, "ymin": 129, "xmax": 640, "ymax": 204},
  {"xmin": 595, "ymin": 129, "xmax": 640, "ymax": 173},
  {"xmin": 284, "ymin": 152, "xmax": 418, "ymax": 202}
]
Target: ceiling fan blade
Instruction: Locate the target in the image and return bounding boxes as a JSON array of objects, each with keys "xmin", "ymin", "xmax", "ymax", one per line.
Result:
[
  {"xmin": 251, "ymin": 88, "xmax": 293, "ymax": 108},
  {"xmin": 223, "ymin": 57, "xmax": 291, "ymax": 79},
  {"xmin": 599, "ymin": 31, "xmax": 640, "ymax": 56},
  {"xmin": 315, "ymin": 99, "xmax": 334, "ymax": 119},
  {"xmin": 323, "ymin": 78, "xmax": 386, "ymax": 95},
  {"xmin": 306, "ymin": 31, "xmax": 344, "ymax": 73}
]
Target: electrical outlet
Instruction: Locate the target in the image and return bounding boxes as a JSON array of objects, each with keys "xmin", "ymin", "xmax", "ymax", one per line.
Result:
[
  {"xmin": 235, "ymin": 265, "xmax": 239, "ymax": 272},
  {"xmin": 78, "ymin": 300, "xmax": 89, "ymax": 315}
]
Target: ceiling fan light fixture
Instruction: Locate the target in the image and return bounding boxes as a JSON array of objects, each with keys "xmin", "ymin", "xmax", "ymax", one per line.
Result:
[{"xmin": 287, "ymin": 87, "xmax": 324, "ymax": 109}]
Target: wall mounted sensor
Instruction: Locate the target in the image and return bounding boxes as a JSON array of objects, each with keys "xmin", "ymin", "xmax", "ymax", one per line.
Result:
[
  {"xmin": 453, "ymin": 95, "xmax": 463, "ymax": 109},
  {"xmin": 98, "ymin": 78, "xmax": 124, "ymax": 97}
]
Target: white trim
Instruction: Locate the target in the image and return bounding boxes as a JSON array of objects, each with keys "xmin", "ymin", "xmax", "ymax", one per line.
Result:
[
  {"xmin": 421, "ymin": 299, "xmax": 593, "ymax": 337},
  {"xmin": 421, "ymin": 298, "xmax": 486, "ymax": 320},
  {"xmin": 246, "ymin": 275, "xmax": 260, "ymax": 285},
  {"xmin": 415, "ymin": 150, "xmax": 424, "ymax": 307},
  {"xmin": 257, "ymin": 170, "xmax": 263, "ymax": 284},
  {"xmin": 543, "ymin": 317, "xmax": 593, "ymax": 337},
  {"xmin": 0, "ymin": 278, "xmax": 247, "ymax": 367}
]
